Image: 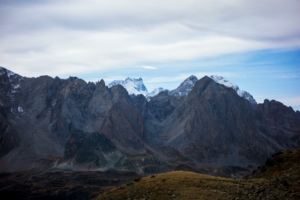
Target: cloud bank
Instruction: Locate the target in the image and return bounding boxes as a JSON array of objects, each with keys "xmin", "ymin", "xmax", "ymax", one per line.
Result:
[{"xmin": 0, "ymin": 0, "xmax": 299, "ymax": 78}]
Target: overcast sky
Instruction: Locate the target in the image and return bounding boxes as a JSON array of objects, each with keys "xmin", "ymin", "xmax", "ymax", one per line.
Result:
[{"xmin": 0, "ymin": 0, "xmax": 300, "ymax": 110}]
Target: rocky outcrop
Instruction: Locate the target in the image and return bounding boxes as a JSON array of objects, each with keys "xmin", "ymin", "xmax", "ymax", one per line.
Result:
[
  {"xmin": 147, "ymin": 91, "xmax": 176, "ymax": 122},
  {"xmin": 64, "ymin": 130, "xmax": 117, "ymax": 167},
  {"xmin": 99, "ymin": 102, "xmax": 147, "ymax": 154},
  {"xmin": 0, "ymin": 108, "xmax": 19, "ymax": 158},
  {"xmin": 256, "ymin": 99, "xmax": 300, "ymax": 133}
]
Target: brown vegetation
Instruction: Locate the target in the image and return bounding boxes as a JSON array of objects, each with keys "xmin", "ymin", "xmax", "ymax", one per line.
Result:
[{"xmin": 95, "ymin": 149, "xmax": 300, "ymax": 200}]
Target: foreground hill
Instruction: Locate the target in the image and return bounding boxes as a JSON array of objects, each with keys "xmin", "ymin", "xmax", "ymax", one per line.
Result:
[{"xmin": 95, "ymin": 148, "xmax": 300, "ymax": 200}]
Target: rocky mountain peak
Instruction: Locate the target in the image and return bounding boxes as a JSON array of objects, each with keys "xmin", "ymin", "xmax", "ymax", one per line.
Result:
[
  {"xmin": 169, "ymin": 75, "xmax": 198, "ymax": 97},
  {"xmin": 0, "ymin": 67, "xmax": 24, "ymax": 106},
  {"xmin": 182, "ymin": 75, "xmax": 198, "ymax": 86},
  {"xmin": 108, "ymin": 77, "xmax": 148, "ymax": 96},
  {"xmin": 209, "ymin": 75, "xmax": 257, "ymax": 106}
]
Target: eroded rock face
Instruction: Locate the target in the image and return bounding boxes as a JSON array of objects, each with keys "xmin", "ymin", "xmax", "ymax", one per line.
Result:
[
  {"xmin": 147, "ymin": 91, "xmax": 176, "ymax": 122},
  {"xmin": 99, "ymin": 102, "xmax": 147, "ymax": 154},
  {"xmin": 256, "ymin": 99, "xmax": 300, "ymax": 132},
  {"xmin": 64, "ymin": 130, "xmax": 117, "ymax": 167},
  {"xmin": 0, "ymin": 110, "xmax": 19, "ymax": 158},
  {"xmin": 180, "ymin": 77, "xmax": 265, "ymax": 165}
]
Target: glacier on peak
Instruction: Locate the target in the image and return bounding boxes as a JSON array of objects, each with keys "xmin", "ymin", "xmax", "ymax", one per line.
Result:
[
  {"xmin": 105, "ymin": 74, "xmax": 256, "ymax": 106},
  {"xmin": 146, "ymin": 87, "xmax": 168, "ymax": 100},
  {"xmin": 108, "ymin": 77, "xmax": 148, "ymax": 96},
  {"xmin": 107, "ymin": 77, "xmax": 168, "ymax": 99},
  {"xmin": 209, "ymin": 75, "xmax": 257, "ymax": 106}
]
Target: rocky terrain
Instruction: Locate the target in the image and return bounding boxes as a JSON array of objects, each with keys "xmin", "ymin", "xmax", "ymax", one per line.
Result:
[{"xmin": 0, "ymin": 66, "xmax": 300, "ymax": 178}]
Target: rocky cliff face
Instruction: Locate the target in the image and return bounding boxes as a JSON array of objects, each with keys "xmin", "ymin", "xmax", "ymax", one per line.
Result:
[
  {"xmin": 64, "ymin": 130, "xmax": 117, "ymax": 168},
  {"xmin": 0, "ymin": 66, "xmax": 299, "ymax": 177},
  {"xmin": 0, "ymin": 108, "xmax": 19, "ymax": 158}
]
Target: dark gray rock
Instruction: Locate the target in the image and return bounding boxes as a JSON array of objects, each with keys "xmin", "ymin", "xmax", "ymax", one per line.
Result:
[
  {"xmin": 99, "ymin": 102, "xmax": 147, "ymax": 154},
  {"xmin": 64, "ymin": 130, "xmax": 116, "ymax": 167},
  {"xmin": 0, "ymin": 109, "xmax": 19, "ymax": 158}
]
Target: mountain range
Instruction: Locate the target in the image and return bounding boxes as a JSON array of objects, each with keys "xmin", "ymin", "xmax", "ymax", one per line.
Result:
[
  {"xmin": 0, "ymin": 66, "xmax": 300, "ymax": 178},
  {"xmin": 106, "ymin": 75, "xmax": 256, "ymax": 106},
  {"xmin": 107, "ymin": 77, "xmax": 168, "ymax": 100}
]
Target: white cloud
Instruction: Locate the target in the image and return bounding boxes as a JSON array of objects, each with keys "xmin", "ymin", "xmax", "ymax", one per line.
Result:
[{"xmin": 142, "ymin": 66, "xmax": 157, "ymax": 70}]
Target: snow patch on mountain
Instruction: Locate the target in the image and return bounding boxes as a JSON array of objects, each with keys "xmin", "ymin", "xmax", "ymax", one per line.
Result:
[
  {"xmin": 147, "ymin": 87, "xmax": 166, "ymax": 97},
  {"xmin": 210, "ymin": 75, "xmax": 257, "ymax": 106},
  {"xmin": 0, "ymin": 67, "xmax": 24, "ymax": 104},
  {"xmin": 146, "ymin": 87, "xmax": 168, "ymax": 100},
  {"xmin": 18, "ymin": 106, "xmax": 24, "ymax": 112},
  {"xmin": 0, "ymin": 69, "xmax": 4, "ymax": 76},
  {"xmin": 13, "ymin": 84, "xmax": 20, "ymax": 89},
  {"xmin": 7, "ymin": 71, "xmax": 16, "ymax": 78},
  {"xmin": 108, "ymin": 77, "xmax": 148, "ymax": 96},
  {"xmin": 106, "ymin": 74, "xmax": 256, "ymax": 106},
  {"xmin": 169, "ymin": 75, "xmax": 198, "ymax": 97}
]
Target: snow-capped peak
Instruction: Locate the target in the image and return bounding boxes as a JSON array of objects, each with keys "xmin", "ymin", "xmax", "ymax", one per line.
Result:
[
  {"xmin": 182, "ymin": 75, "xmax": 198, "ymax": 87},
  {"xmin": 209, "ymin": 75, "xmax": 257, "ymax": 106},
  {"xmin": 146, "ymin": 87, "xmax": 168, "ymax": 100},
  {"xmin": 108, "ymin": 77, "xmax": 148, "ymax": 96},
  {"xmin": 0, "ymin": 66, "xmax": 21, "ymax": 80}
]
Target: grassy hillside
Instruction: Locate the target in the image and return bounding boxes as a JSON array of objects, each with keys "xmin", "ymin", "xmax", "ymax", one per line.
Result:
[{"xmin": 95, "ymin": 149, "xmax": 300, "ymax": 200}]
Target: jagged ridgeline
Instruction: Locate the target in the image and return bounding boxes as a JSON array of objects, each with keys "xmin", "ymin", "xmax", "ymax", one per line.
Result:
[{"xmin": 0, "ymin": 66, "xmax": 300, "ymax": 177}]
